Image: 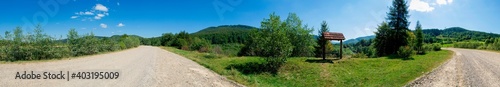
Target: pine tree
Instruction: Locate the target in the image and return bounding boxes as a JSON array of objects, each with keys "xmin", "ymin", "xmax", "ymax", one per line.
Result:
[
  {"xmin": 384, "ymin": 0, "xmax": 411, "ymax": 55},
  {"xmin": 374, "ymin": 22, "xmax": 391, "ymax": 56},
  {"xmin": 415, "ymin": 21, "xmax": 424, "ymax": 54},
  {"xmin": 315, "ymin": 21, "xmax": 334, "ymax": 59}
]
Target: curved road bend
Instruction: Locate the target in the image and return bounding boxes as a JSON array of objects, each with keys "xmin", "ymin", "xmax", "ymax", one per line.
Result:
[{"xmin": 409, "ymin": 48, "xmax": 500, "ymax": 87}]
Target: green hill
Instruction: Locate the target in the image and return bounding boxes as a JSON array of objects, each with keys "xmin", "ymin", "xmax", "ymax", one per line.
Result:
[
  {"xmin": 343, "ymin": 35, "xmax": 375, "ymax": 44},
  {"xmin": 422, "ymin": 27, "xmax": 500, "ymax": 43},
  {"xmin": 342, "ymin": 27, "xmax": 499, "ymax": 44},
  {"xmin": 192, "ymin": 25, "xmax": 257, "ymax": 44}
]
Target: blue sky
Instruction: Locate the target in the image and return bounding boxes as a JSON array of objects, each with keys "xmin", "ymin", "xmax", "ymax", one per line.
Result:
[{"xmin": 0, "ymin": 0, "xmax": 499, "ymax": 39}]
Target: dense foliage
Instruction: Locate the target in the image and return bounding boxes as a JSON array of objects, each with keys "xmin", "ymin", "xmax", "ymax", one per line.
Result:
[
  {"xmin": 285, "ymin": 13, "xmax": 316, "ymax": 57},
  {"xmin": 0, "ymin": 26, "xmax": 141, "ymax": 61},
  {"xmin": 142, "ymin": 31, "xmax": 212, "ymax": 52},
  {"xmin": 374, "ymin": 22, "xmax": 392, "ymax": 56},
  {"xmin": 346, "ymin": 39, "xmax": 376, "ymax": 58}
]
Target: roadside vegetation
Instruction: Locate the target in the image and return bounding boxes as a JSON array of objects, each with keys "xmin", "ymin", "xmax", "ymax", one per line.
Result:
[{"xmin": 0, "ymin": 25, "xmax": 141, "ymax": 61}]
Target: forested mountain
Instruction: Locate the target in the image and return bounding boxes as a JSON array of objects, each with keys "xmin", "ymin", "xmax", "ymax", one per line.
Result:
[
  {"xmin": 422, "ymin": 27, "xmax": 500, "ymax": 43},
  {"xmin": 343, "ymin": 35, "xmax": 375, "ymax": 44},
  {"xmin": 191, "ymin": 25, "xmax": 257, "ymax": 44},
  {"xmin": 342, "ymin": 27, "xmax": 499, "ymax": 45}
]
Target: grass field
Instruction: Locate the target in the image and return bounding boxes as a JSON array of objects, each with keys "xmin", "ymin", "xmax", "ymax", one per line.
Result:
[{"xmin": 162, "ymin": 47, "xmax": 453, "ymax": 87}]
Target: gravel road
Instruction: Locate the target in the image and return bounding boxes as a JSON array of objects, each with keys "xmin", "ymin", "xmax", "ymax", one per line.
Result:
[
  {"xmin": 408, "ymin": 48, "xmax": 500, "ymax": 87},
  {"xmin": 0, "ymin": 46, "xmax": 242, "ymax": 87}
]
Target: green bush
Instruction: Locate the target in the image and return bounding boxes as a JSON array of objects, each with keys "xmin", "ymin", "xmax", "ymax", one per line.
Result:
[
  {"xmin": 432, "ymin": 43, "xmax": 441, "ymax": 51},
  {"xmin": 397, "ymin": 46, "xmax": 414, "ymax": 59},
  {"xmin": 485, "ymin": 38, "xmax": 500, "ymax": 51},
  {"xmin": 119, "ymin": 42, "xmax": 127, "ymax": 50},
  {"xmin": 203, "ymin": 53, "xmax": 220, "ymax": 59},
  {"xmin": 190, "ymin": 37, "xmax": 211, "ymax": 52},
  {"xmin": 453, "ymin": 42, "xmax": 483, "ymax": 49},
  {"xmin": 351, "ymin": 53, "xmax": 368, "ymax": 58}
]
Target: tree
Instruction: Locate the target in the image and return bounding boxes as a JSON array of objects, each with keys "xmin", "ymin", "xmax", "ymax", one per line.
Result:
[
  {"xmin": 285, "ymin": 13, "xmax": 315, "ymax": 57},
  {"xmin": 13, "ymin": 27, "xmax": 24, "ymax": 43},
  {"xmin": 67, "ymin": 29, "xmax": 79, "ymax": 56},
  {"xmin": 385, "ymin": 0, "xmax": 411, "ymax": 55},
  {"xmin": 161, "ymin": 33, "xmax": 174, "ymax": 46},
  {"xmin": 315, "ymin": 21, "xmax": 334, "ymax": 59},
  {"xmin": 254, "ymin": 13, "xmax": 294, "ymax": 72},
  {"xmin": 374, "ymin": 22, "xmax": 391, "ymax": 56},
  {"xmin": 414, "ymin": 21, "xmax": 424, "ymax": 54}
]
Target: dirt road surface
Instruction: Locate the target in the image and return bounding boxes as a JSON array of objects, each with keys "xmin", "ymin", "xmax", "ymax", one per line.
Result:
[
  {"xmin": 408, "ymin": 48, "xmax": 500, "ymax": 87},
  {"xmin": 0, "ymin": 46, "xmax": 242, "ymax": 87}
]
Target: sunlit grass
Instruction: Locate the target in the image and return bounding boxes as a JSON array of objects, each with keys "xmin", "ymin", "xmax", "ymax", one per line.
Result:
[{"xmin": 162, "ymin": 47, "xmax": 453, "ymax": 87}]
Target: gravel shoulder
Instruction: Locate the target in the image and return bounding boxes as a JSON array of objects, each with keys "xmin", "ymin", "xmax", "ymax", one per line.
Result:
[
  {"xmin": 0, "ymin": 46, "xmax": 242, "ymax": 87},
  {"xmin": 407, "ymin": 48, "xmax": 500, "ymax": 87}
]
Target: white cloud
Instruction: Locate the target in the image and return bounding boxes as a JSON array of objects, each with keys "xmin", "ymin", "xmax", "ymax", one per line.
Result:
[
  {"xmin": 94, "ymin": 14, "xmax": 105, "ymax": 20},
  {"xmin": 437, "ymin": 0, "xmax": 453, "ymax": 5},
  {"xmin": 409, "ymin": 0, "xmax": 435, "ymax": 12},
  {"xmin": 97, "ymin": 14, "xmax": 105, "ymax": 17},
  {"xmin": 71, "ymin": 16, "xmax": 79, "ymax": 19},
  {"xmin": 76, "ymin": 11, "xmax": 94, "ymax": 15},
  {"xmin": 94, "ymin": 16, "xmax": 101, "ymax": 20},
  {"xmin": 117, "ymin": 23, "xmax": 125, "ymax": 27},
  {"xmin": 100, "ymin": 23, "xmax": 107, "ymax": 28},
  {"xmin": 72, "ymin": 4, "xmax": 111, "ymax": 21},
  {"xmin": 94, "ymin": 4, "xmax": 108, "ymax": 12}
]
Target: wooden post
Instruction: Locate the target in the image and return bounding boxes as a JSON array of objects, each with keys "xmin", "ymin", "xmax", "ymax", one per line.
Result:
[
  {"xmin": 340, "ymin": 40, "xmax": 343, "ymax": 59},
  {"xmin": 323, "ymin": 42, "xmax": 326, "ymax": 60}
]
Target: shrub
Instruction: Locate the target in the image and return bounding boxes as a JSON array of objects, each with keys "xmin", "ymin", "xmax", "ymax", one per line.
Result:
[
  {"xmin": 119, "ymin": 42, "xmax": 127, "ymax": 50},
  {"xmin": 453, "ymin": 42, "xmax": 483, "ymax": 49},
  {"xmin": 174, "ymin": 38, "xmax": 189, "ymax": 50},
  {"xmin": 190, "ymin": 37, "xmax": 211, "ymax": 52},
  {"xmin": 212, "ymin": 45, "xmax": 223, "ymax": 54},
  {"xmin": 423, "ymin": 44, "xmax": 433, "ymax": 51},
  {"xmin": 203, "ymin": 53, "xmax": 220, "ymax": 59},
  {"xmin": 198, "ymin": 46, "xmax": 210, "ymax": 53},
  {"xmin": 397, "ymin": 46, "xmax": 414, "ymax": 59},
  {"xmin": 351, "ymin": 53, "xmax": 367, "ymax": 58},
  {"xmin": 432, "ymin": 43, "xmax": 441, "ymax": 51}
]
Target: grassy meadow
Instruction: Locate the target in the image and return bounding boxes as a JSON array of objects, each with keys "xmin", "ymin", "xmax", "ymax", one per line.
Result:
[{"xmin": 162, "ymin": 47, "xmax": 453, "ymax": 87}]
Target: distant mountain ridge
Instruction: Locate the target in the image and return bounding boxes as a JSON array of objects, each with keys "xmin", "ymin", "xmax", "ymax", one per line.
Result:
[
  {"xmin": 193, "ymin": 25, "xmax": 257, "ymax": 34},
  {"xmin": 341, "ymin": 27, "xmax": 499, "ymax": 44},
  {"xmin": 191, "ymin": 25, "xmax": 258, "ymax": 44},
  {"xmin": 343, "ymin": 35, "xmax": 375, "ymax": 44}
]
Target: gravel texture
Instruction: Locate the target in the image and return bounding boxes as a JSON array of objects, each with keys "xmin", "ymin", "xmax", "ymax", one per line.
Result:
[
  {"xmin": 407, "ymin": 48, "xmax": 500, "ymax": 87},
  {"xmin": 0, "ymin": 46, "xmax": 243, "ymax": 87}
]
